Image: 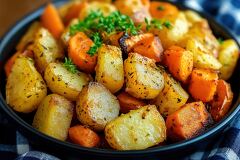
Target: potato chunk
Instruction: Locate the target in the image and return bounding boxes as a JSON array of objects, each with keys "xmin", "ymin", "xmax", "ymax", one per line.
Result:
[
  {"xmin": 124, "ymin": 53, "xmax": 164, "ymax": 99},
  {"xmin": 105, "ymin": 105, "xmax": 166, "ymax": 150},
  {"xmin": 32, "ymin": 94, "xmax": 73, "ymax": 141},
  {"xmin": 95, "ymin": 45, "xmax": 124, "ymax": 93},
  {"xmin": 152, "ymin": 69, "xmax": 189, "ymax": 117},
  {"xmin": 6, "ymin": 56, "xmax": 47, "ymax": 113},
  {"xmin": 218, "ymin": 39, "xmax": 239, "ymax": 80},
  {"xmin": 33, "ymin": 28, "xmax": 64, "ymax": 73},
  {"xmin": 76, "ymin": 82, "xmax": 120, "ymax": 131},
  {"xmin": 44, "ymin": 62, "xmax": 92, "ymax": 101}
]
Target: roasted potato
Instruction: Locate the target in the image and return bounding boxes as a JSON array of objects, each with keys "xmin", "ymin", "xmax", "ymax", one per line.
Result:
[
  {"xmin": 6, "ymin": 56, "xmax": 47, "ymax": 113},
  {"xmin": 95, "ymin": 44, "xmax": 124, "ymax": 93},
  {"xmin": 79, "ymin": 1, "xmax": 116, "ymax": 19},
  {"xmin": 218, "ymin": 39, "xmax": 239, "ymax": 80},
  {"xmin": 152, "ymin": 69, "xmax": 189, "ymax": 117},
  {"xmin": 184, "ymin": 10, "xmax": 203, "ymax": 25},
  {"xmin": 124, "ymin": 53, "xmax": 164, "ymax": 99},
  {"xmin": 105, "ymin": 105, "xmax": 166, "ymax": 150},
  {"xmin": 76, "ymin": 82, "xmax": 120, "ymax": 131},
  {"xmin": 32, "ymin": 94, "xmax": 73, "ymax": 141},
  {"xmin": 16, "ymin": 21, "xmax": 41, "ymax": 51},
  {"xmin": 33, "ymin": 28, "xmax": 64, "ymax": 73},
  {"xmin": 44, "ymin": 62, "xmax": 92, "ymax": 101},
  {"xmin": 186, "ymin": 37, "xmax": 222, "ymax": 70},
  {"xmin": 151, "ymin": 12, "xmax": 189, "ymax": 49}
]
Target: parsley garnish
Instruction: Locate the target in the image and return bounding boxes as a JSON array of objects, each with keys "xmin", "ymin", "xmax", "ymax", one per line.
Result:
[
  {"xmin": 88, "ymin": 33, "xmax": 102, "ymax": 56},
  {"xmin": 157, "ymin": 6, "xmax": 165, "ymax": 11},
  {"xmin": 217, "ymin": 38, "xmax": 224, "ymax": 44},
  {"xmin": 145, "ymin": 18, "xmax": 172, "ymax": 31},
  {"xmin": 63, "ymin": 57, "xmax": 77, "ymax": 74}
]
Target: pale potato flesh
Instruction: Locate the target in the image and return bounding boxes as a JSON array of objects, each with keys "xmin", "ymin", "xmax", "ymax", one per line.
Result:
[
  {"xmin": 105, "ymin": 105, "xmax": 166, "ymax": 150},
  {"xmin": 76, "ymin": 82, "xmax": 120, "ymax": 131},
  {"xmin": 32, "ymin": 94, "xmax": 73, "ymax": 141},
  {"xmin": 6, "ymin": 56, "xmax": 47, "ymax": 113},
  {"xmin": 124, "ymin": 53, "xmax": 164, "ymax": 99},
  {"xmin": 95, "ymin": 44, "xmax": 124, "ymax": 93},
  {"xmin": 44, "ymin": 62, "xmax": 92, "ymax": 101}
]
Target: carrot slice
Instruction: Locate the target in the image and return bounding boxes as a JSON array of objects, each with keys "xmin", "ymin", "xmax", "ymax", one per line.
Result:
[
  {"xmin": 132, "ymin": 35, "xmax": 163, "ymax": 62},
  {"xmin": 189, "ymin": 69, "xmax": 218, "ymax": 102},
  {"xmin": 64, "ymin": 2, "xmax": 86, "ymax": 25},
  {"xmin": 4, "ymin": 50, "xmax": 34, "ymax": 77},
  {"xmin": 166, "ymin": 101, "xmax": 212, "ymax": 141},
  {"xmin": 117, "ymin": 92, "xmax": 146, "ymax": 113},
  {"xmin": 163, "ymin": 45, "xmax": 193, "ymax": 83},
  {"xmin": 41, "ymin": 3, "xmax": 64, "ymax": 38},
  {"xmin": 68, "ymin": 32, "xmax": 97, "ymax": 73},
  {"xmin": 210, "ymin": 80, "xmax": 233, "ymax": 122},
  {"xmin": 150, "ymin": 1, "xmax": 179, "ymax": 19},
  {"xmin": 69, "ymin": 125, "xmax": 100, "ymax": 148}
]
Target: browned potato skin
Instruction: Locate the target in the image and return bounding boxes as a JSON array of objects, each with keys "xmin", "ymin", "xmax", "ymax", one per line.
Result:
[
  {"xmin": 76, "ymin": 82, "xmax": 120, "ymax": 131},
  {"xmin": 33, "ymin": 28, "xmax": 64, "ymax": 73},
  {"xmin": 32, "ymin": 94, "xmax": 73, "ymax": 141},
  {"xmin": 44, "ymin": 62, "xmax": 92, "ymax": 101},
  {"xmin": 105, "ymin": 105, "xmax": 166, "ymax": 150},
  {"xmin": 124, "ymin": 53, "xmax": 164, "ymax": 99},
  {"xmin": 6, "ymin": 56, "xmax": 47, "ymax": 113},
  {"xmin": 95, "ymin": 44, "xmax": 124, "ymax": 93}
]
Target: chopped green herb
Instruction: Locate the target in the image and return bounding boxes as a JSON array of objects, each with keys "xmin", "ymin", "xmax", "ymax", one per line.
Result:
[
  {"xmin": 144, "ymin": 18, "xmax": 172, "ymax": 31},
  {"xmin": 145, "ymin": 18, "xmax": 151, "ymax": 31},
  {"xmin": 63, "ymin": 57, "xmax": 78, "ymax": 74},
  {"xmin": 88, "ymin": 32, "xmax": 102, "ymax": 56},
  {"xmin": 217, "ymin": 38, "xmax": 224, "ymax": 44},
  {"xmin": 157, "ymin": 6, "xmax": 165, "ymax": 11},
  {"xmin": 163, "ymin": 20, "xmax": 172, "ymax": 29}
]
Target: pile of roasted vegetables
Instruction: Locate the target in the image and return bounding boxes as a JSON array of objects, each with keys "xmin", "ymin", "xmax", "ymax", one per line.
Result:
[{"xmin": 5, "ymin": 0, "xmax": 239, "ymax": 150}]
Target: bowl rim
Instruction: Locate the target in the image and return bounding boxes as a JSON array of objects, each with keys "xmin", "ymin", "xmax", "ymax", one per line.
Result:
[{"xmin": 0, "ymin": 0, "xmax": 240, "ymax": 156}]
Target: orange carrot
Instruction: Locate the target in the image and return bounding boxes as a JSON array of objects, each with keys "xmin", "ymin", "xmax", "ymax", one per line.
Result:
[
  {"xmin": 4, "ymin": 50, "xmax": 34, "ymax": 77},
  {"xmin": 189, "ymin": 69, "xmax": 218, "ymax": 102},
  {"xmin": 132, "ymin": 35, "xmax": 163, "ymax": 62},
  {"xmin": 150, "ymin": 1, "xmax": 179, "ymax": 19},
  {"xmin": 109, "ymin": 32, "xmax": 124, "ymax": 47},
  {"xmin": 68, "ymin": 32, "xmax": 97, "ymax": 73},
  {"xmin": 69, "ymin": 125, "xmax": 100, "ymax": 148},
  {"xmin": 41, "ymin": 3, "xmax": 64, "ymax": 38},
  {"xmin": 64, "ymin": 2, "xmax": 86, "ymax": 25},
  {"xmin": 210, "ymin": 80, "xmax": 233, "ymax": 122},
  {"xmin": 117, "ymin": 92, "xmax": 146, "ymax": 113},
  {"xmin": 163, "ymin": 45, "xmax": 193, "ymax": 83},
  {"xmin": 166, "ymin": 101, "xmax": 212, "ymax": 141}
]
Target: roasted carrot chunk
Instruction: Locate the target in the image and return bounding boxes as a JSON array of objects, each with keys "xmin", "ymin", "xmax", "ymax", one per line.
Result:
[
  {"xmin": 164, "ymin": 46, "xmax": 193, "ymax": 83},
  {"xmin": 166, "ymin": 101, "xmax": 212, "ymax": 141},
  {"xmin": 189, "ymin": 69, "xmax": 218, "ymax": 102},
  {"xmin": 69, "ymin": 125, "xmax": 100, "ymax": 148},
  {"xmin": 117, "ymin": 92, "xmax": 146, "ymax": 113},
  {"xmin": 68, "ymin": 32, "xmax": 97, "ymax": 73},
  {"xmin": 210, "ymin": 80, "xmax": 233, "ymax": 122},
  {"xmin": 65, "ymin": 2, "xmax": 86, "ymax": 25},
  {"xmin": 150, "ymin": 2, "xmax": 179, "ymax": 19},
  {"xmin": 108, "ymin": 32, "xmax": 124, "ymax": 47},
  {"xmin": 132, "ymin": 35, "xmax": 163, "ymax": 62},
  {"xmin": 4, "ymin": 50, "xmax": 34, "ymax": 77},
  {"xmin": 41, "ymin": 3, "xmax": 64, "ymax": 38}
]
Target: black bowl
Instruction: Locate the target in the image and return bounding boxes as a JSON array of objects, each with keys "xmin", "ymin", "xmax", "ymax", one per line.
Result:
[{"xmin": 0, "ymin": 1, "xmax": 239, "ymax": 159}]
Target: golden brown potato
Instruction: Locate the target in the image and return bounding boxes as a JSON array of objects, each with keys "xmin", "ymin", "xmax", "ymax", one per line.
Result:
[
  {"xmin": 79, "ymin": 1, "xmax": 116, "ymax": 19},
  {"xmin": 32, "ymin": 94, "xmax": 73, "ymax": 141},
  {"xmin": 184, "ymin": 10, "xmax": 203, "ymax": 25},
  {"xmin": 44, "ymin": 62, "xmax": 92, "ymax": 101},
  {"xmin": 6, "ymin": 56, "xmax": 47, "ymax": 113},
  {"xmin": 152, "ymin": 68, "xmax": 189, "ymax": 117},
  {"xmin": 33, "ymin": 28, "xmax": 64, "ymax": 73},
  {"xmin": 76, "ymin": 82, "xmax": 120, "ymax": 131},
  {"xmin": 124, "ymin": 53, "xmax": 164, "ymax": 99},
  {"xmin": 151, "ymin": 12, "xmax": 189, "ymax": 49},
  {"xmin": 95, "ymin": 44, "xmax": 124, "ymax": 93},
  {"xmin": 16, "ymin": 21, "xmax": 41, "ymax": 51},
  {"xmin": 218, "ymin": 39, "xmax": 239, "ymax": 80},
  {"xmin": 105, "ymin": 105, "xmax": 166, "ymax": 150}
]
